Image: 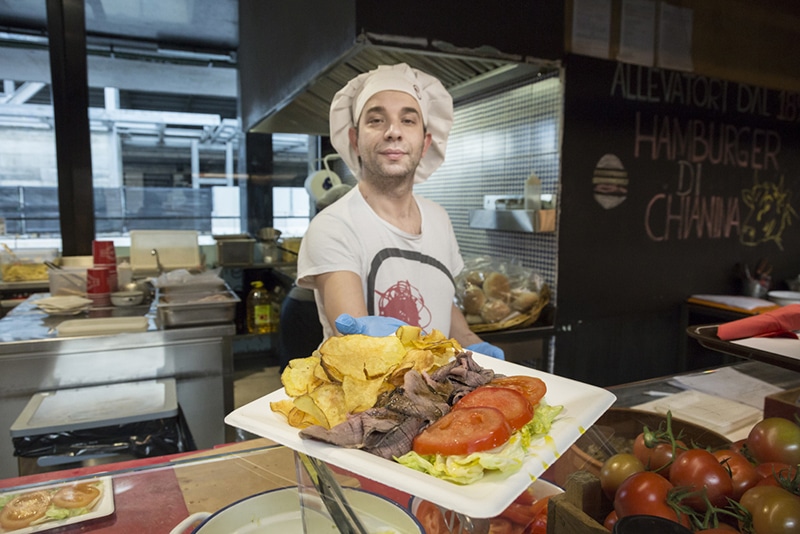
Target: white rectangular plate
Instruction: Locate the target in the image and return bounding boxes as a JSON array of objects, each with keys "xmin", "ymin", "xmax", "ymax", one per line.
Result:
[
  {"xmin": 225, "ymin": 353, "xmax": 616, "ymax": 518},
  {"xmin": 733, "ymin": 336, "xmax": 800, "ymax": 361},
  {"xmin": 0, "ymin": 476, "xmax": 114, "ymax": 533}
]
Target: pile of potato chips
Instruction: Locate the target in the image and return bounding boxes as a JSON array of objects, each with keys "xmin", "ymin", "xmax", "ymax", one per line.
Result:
[{"xmin": 271, "ymin": 326, "xmax": 461, "ymax": 429}]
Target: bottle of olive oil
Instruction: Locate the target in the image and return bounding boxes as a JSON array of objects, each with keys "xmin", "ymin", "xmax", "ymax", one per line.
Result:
[{"xmin": 246, "ymin": 281, "xmax": 273, "ymax": 334}]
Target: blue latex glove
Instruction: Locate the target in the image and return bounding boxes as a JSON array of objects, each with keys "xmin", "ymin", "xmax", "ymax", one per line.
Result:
[
  {"xmin": 335, "ymin": 313, "xmax": 409, "ymax": 337},
  {"xmin": 467, "ymin": 341, "xmax": 505, "ymax": 360}
]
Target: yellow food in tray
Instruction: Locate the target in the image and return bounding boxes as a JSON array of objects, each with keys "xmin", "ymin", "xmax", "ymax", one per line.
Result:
[
  {"xmin": 1, "ymin": 263, "xmax": 48, "ymax": 282},
  {"xmin": 272, "ymin": 326, "xmax": 460, "ymax": 429}
]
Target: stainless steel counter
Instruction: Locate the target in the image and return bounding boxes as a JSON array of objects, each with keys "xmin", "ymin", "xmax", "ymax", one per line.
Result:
[{"xmin": 0, "ymin": 295, "xmax": 235, "ymax": 479}]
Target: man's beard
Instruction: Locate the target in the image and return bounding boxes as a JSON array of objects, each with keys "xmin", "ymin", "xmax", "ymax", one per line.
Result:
[
  {"xmin": 359, "ymin": 162, "xmax": 413, "ymax": 193},
  {"xmin": 358, "ymin": 143, "xmax": 423, "ymax": 192}
]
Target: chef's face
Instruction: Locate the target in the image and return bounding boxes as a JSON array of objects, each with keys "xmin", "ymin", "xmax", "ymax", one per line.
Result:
[{"xmin": 349, "ymin": 90, "xmax": 432, "ymax": 185}]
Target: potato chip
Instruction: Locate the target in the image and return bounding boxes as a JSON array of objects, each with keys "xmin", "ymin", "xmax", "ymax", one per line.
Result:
[
  {"xmin": 396, "ymin": 325, "xmax": 424, "ymax": 348},
  {"xmin": 271, "ymin": 399, "xmax": 320, "ymax": 428},
  {"xmin": 269, "ymin": 398, "xmax": 295, "ymax": 418},
  {"xmin": 319, "ymin": 334, "xmax": 407, "ymax": 380},
  {"xmin": 293, "ymin": 394, "xmax": 330, "ymax": 428},
  {"xmin": 281, "ymin": 356, "xmax": 324, "ymax": 397},
  {"xmin": 272, "ymin": 328, "xmax": 463, "ymax": 430},
  {"xmin": 399, "ymin": 326, "xmax": 461, "ymax": 361},
  {"xmin": 386, "ymin": 349, "xmax": 433, "ymax": 386},
  {"xmin": 313, "ymin": 359, "xmax": 332, "ymax": 383},
  {"xmin": 309, "ymin": 383, "xmax": 348, "ymax": 428},
  {"xmin": 342, "ymin": 374, "xmax": 391, "ymax": 413},
  {"xmin": 287, "ymin": 407, "xmax": 320, "ymax": 429}
]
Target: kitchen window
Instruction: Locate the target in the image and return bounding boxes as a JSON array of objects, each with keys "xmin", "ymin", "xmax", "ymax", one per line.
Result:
[{"xmin": 0, "ymin": 78, "xmax": 316, "ymax": 248}]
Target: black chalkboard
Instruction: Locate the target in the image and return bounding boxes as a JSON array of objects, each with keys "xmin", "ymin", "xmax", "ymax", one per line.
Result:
[{"xmin": 559, "ymin": 55, "xmax": 800, "ymax": 320}]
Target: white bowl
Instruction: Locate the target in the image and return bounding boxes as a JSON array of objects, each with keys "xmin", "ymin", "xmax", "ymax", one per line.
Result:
[
  {"xmin": 186, "ymin": 486, "xmax": 423, "ymax": 534},
  {"xmin": 768, "ymin": 290, "xmax": 800, "ymax": 306},
  {"xmin": 110, "ymin": 290, "xmax": 144, "ymax": 307}
]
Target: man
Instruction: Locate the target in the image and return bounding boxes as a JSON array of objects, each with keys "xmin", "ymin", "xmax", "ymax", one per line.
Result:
[{"xmin": 297, "ymin": 63, "xmax": 503, "ymax": 359}]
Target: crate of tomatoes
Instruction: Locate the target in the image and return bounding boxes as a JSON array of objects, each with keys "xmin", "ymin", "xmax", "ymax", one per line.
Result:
[{"xmin": 547, "ymin": 413, "xmax": 800, "ymax": 534}]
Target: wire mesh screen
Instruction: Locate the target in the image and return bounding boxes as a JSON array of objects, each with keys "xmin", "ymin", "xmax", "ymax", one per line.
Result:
[{"xmin": 415, "ymin": 72, "xmax": 563, "ymax": 299}]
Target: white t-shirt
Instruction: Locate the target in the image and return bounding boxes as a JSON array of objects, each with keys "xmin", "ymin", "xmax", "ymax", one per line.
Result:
[{"xmin": 297, "ymin": 187, "xmax": 464, "ymax": 340}]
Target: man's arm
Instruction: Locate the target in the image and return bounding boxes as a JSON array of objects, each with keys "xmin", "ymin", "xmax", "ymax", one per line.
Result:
[
  {"xmin": 450, "ymin": 303, "xmax": 505, "ymax": 359},
  {"xmin": 316, "ymin": 270, "xmax": 368, "ymax": 334},
  {"xmin": 449, "ymin": 302, "xmax": 484, "ymax": 347}
]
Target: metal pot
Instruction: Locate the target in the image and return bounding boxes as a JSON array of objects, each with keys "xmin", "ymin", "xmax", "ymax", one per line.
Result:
[{"xmin": 257, "ymin": 227, "xmax": 281, "ymax": 242}]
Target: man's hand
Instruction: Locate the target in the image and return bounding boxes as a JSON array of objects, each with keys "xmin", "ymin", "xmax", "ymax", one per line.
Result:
[
  {"xmin": 466, "ymin": 342, "xmax": 505, "ymax": 360},
  {"xmin": 335, "ymin": 313, "xmax": 408, "ymax": 337}
]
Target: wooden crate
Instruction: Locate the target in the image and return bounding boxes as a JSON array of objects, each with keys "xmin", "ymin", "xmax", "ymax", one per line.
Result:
[
  {"xmin": 764, "ymin": 386, "xmax": 800, "ymax": 420},
  {"xmin": 547, "ymin": 470, "xmax": 612, "ymax": 534}
]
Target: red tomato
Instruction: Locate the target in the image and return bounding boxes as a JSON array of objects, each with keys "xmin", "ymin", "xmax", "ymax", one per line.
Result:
[
  {"xmin": 713, "ymin": 449, "xmax": 759, "ymax": 500},
  {"xmin": 746, "ymin": 417, "xmax": 800, "ymax": 465},
  {"xmin": 633, "ymin": 433, "xmax": 686, "ymax": 473},
  {"xmin": 489, "ymin": 376, "xmax": 547, "ymax": 406},
  {"xmin": 739, "ymin": 485, "xmax": 800, "ymax": 534},
  {"xmin": 414, "ymin": 500, "xmax": 460, "ymax": 534},
  {"xmin": 412, "ymin": 406, "xmax": 512, "ymax": 456},
  {"xmin": 528, "ymin": 512, "xmax": 547, "ymax": 534},
  {"xmin": 455, "ymin": 387, "xmax": 534, "ymax": 431},
  {"xmin": 603, "ymin": 509, "xmax": 619, "ymax": 530},
  {"xmin": 513, "ymin": 488, "xmax": 535, "ymax": 506},
  {"xmin": 669, "ymin": 449, "xmax": 733, "ymax": 511},
  {"xmin": 614, "ymin": 471, "xmax": 691, "ymax": 528},
  {"xmin": 498, "ymin": 502, "xmax": 534, "ymax": 526},
  {"xmin": 754, "ymin": 461, "xmax": 798, "ymax": 486},
  {"xmin": 528, "ymin": 496, "xmax": 549, "ymax": 519},
  {"xmin": 730, "ymin": 438, "xmax": 748, "ymax": 456},
  {"xmin": 487, "ymin": 517, "xmax": 518, "ymax": 534}
]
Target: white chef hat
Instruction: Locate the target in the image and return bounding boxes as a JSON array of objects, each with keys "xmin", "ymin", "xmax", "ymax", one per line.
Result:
[{"xmin": 329, "ymin": 63, "xmax": 454, "ymax": 184}]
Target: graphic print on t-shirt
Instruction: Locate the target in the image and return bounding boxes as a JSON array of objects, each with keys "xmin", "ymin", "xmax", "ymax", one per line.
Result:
[
  {"xmin": 375, "ymin": 280, "xmax": 430, "ymax": 329},
  {"xmin": 367, "ymin": 248, "xmax": 456, "ymax": 333}
]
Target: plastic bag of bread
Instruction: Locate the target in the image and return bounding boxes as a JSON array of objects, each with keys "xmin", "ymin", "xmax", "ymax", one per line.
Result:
[{"xmin": 455, "ymin": 255, "xmax": 547, "ymax": 331}]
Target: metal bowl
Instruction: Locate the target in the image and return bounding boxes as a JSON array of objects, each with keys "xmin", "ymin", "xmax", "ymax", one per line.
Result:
[{"xmin": 110, "ymin": 290, "xmax": 144, "ymax": 307}]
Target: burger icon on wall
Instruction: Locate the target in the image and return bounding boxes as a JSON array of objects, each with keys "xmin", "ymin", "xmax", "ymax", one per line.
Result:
[{"xmin": 593, "ymin": 154, "xmax": 628, "ymax": 209}]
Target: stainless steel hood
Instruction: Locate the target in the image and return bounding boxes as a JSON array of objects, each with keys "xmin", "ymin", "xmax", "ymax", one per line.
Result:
[{"xmin": 238, "ymin": 1, "xmax": 563, "ymax": 136}]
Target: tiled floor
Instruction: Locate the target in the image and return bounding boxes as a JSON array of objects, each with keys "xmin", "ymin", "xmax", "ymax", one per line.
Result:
[{"xmin": 233, "ymin": 364, "xmax": 283, "ymax": 409}]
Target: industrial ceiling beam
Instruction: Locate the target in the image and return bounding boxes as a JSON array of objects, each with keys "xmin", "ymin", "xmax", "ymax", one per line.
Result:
[{"xmin": 47, "ymin": 0, "xmax": 95, "ymax": 255}]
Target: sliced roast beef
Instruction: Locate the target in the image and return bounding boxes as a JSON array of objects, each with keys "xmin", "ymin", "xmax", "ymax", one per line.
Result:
[
  {"xmin": 299, "ymin": 413, "xmax": 367, "ymax": 448},
  {"xmin": 363, "ymin": 414, "xmax": 426, "ymax": 459},
  {"xmin": 382, "ymin": 370, "xmax": 450, "ymax": 421},
  {"xmin": 430, "ymin": 351, "xmax": 495, "ymax": 403},
  {"xmin": 299, "ymin": 406, "xmax": 422, "ymax": 460}
]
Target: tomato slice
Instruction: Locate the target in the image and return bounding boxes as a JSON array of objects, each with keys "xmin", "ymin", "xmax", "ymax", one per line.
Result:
[
  {"xmin": 0, "ymin": 490, "xmax": 51, "ymax": 531},
  {"xmin": 489, "ymin": 376, "xmax": 547, "ymax": 406},
  {"xmin": 454, "ymin": 386, "xmax": 534, "ymax": 431},
  {"xmin": 412, "ymin": 406, "xmax": 512, "ymax": 456},
  {"xmin": 52, "ymin": 483, "xmax": 101, "ymax": 509}
]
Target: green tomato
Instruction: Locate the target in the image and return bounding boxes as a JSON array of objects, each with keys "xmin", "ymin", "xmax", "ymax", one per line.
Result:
[
  {"xmin": 740, "ymin": 485, "xmax": 800, "ymax": 534},
  {"xmin": 746, "ymin": 417, "xmax": 800, "ymax": 465},
  {"xmin": 599, "ymin": 453, "xmax": 645, "ymax": 500}
]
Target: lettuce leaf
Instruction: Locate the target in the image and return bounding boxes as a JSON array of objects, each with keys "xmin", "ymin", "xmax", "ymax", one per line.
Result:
[
  {"xmin": 395, "ymin": 402, "xmax": 564, "ymax": 485},
  {"xmin": 40, "ymin": 505, "xmax": 91, "ymax": 522}
]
